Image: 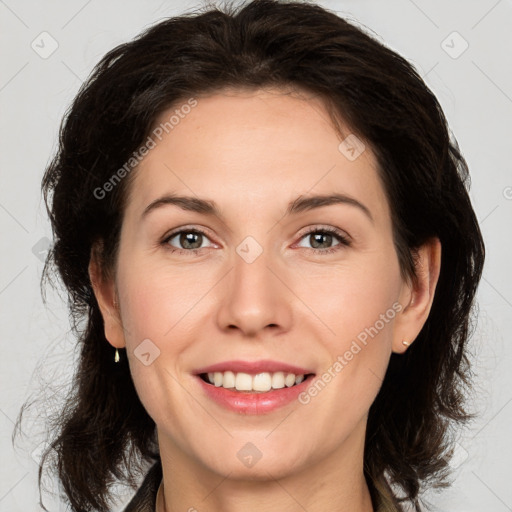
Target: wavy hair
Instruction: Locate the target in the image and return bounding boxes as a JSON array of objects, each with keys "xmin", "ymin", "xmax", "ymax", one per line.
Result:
[{"xmin": 15, "ymin": 1, "xmax": 485, "ymax": 510}]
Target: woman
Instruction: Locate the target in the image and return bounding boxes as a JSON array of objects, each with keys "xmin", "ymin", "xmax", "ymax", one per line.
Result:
[{"xmin": 22, "ymin": 0, "xmax": 485, "ymax": 510}]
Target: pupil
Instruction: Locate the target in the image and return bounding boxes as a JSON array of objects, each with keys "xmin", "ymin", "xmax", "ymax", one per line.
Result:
[
  {"xmin": 311, "ymin": 233, "xmax": 331, "ymax": 249},
  {"xmin": 181, "ymin": 232, "xmax": 201, "ymax": 249}
]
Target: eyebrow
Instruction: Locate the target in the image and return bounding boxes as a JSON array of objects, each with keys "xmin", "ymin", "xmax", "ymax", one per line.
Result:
[{"xmin": 141, "ymin": 192, "xmax": 374, "ymax": 224}]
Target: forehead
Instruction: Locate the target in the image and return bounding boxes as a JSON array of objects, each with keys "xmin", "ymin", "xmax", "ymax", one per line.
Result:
[{"xmin": 125, "ymin": 87, "xmax": 389, "ymax": 223}]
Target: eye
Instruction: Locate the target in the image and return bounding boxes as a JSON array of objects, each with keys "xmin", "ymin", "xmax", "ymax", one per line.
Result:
[
  {"xmin": 161, "ymin": 227, "xmax": 214, "ymax": 255},
  {"xmin": 160, "ymin": 226, "xmax": 351, "ymax": 256},
  {"xmin": 296, "ymin": 227, "xmax": 351, "ymax": 254}
]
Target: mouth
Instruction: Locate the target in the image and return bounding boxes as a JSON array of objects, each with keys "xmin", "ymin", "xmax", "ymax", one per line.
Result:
[
  {"xmin": 192, "ymin": 360, "xmax": 317, "ymax": 413},
  {"xmin": 198, "ymin": 371, "xmax": 316, "ymax": 393}
]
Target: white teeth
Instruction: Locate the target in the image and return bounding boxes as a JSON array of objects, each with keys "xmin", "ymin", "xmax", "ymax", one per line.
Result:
[
  {"xmin": 223, "ymin": 370, "xmax": 235, "ymax": 388},
  {"xmin": 253, "ymin": 373, "xmax": 272, "ymax": 392},
  {"xmin": 235, "ymin": 372, "xmax": 253, "ymax": 391},
  {"xmin": 271, "ymin": 371, "xmax": 285, "ymax": 389},
  {"xmin": 285, "ymin": 373, "xmax": 296, "ymax": 387},
  {"xmin": 204, "ymin": 371, "xmax": 307, "ymax": 392},
  {"xmin": 213, "ymin": 372, "xmax": 223, "ymax": 387}
]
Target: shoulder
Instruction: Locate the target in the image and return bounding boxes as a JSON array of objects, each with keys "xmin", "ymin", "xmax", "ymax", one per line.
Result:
[{"xmin": 122, "ymin": 461, "xmax": 162, "ymax": 512}]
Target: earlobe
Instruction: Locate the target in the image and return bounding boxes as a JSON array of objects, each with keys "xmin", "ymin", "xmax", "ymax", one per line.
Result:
[
  {"xmin": 88, "ymin": 245, "xmax": 126, "ymax": 350},
  {"xmin": 392, "ymin": 237, "xmax": 442, "ymax": 353}
]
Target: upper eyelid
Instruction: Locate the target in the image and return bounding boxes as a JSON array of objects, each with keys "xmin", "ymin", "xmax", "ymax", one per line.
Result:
[
  {"xmin": 163, "ymin": 225, "xmax": 215, "ymax": 242},
  {"xmin": 295, "ymin": 227, "xmax": 351, "ymax": 248},
  {"xmin": 299, "ymin": 225, "xmax": 349, "ymax": 237}
]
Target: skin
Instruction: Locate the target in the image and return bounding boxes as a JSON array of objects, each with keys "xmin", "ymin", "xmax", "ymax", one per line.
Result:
[{"xmin": 89, "ymin": 87, "xmax": 441, "ymax": 512}]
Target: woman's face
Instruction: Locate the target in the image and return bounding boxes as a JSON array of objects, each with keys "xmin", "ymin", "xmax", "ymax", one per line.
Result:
[{"xmin": 101, "ymin": 87, "xmax": 418, "ymax": 480}]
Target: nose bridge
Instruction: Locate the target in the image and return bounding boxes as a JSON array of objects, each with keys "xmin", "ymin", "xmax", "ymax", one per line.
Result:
[
  {"xmin": 216, "ymin": 236, "xmax": 291, "ymax": 334},
  {"xmin": 232, "ymin": 240, "xmax": 278, "ymax": 309}
]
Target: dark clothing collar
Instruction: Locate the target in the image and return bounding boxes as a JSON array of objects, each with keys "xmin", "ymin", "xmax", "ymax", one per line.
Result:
[{"xmin": 122, "ymin": 461, "xmax": 162, "ymax": 512}]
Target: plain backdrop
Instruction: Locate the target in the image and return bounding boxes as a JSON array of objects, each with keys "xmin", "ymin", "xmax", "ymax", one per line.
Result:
[{"xmin": 0, "ymin": 1, "xmax": 511, "ymax": 511}]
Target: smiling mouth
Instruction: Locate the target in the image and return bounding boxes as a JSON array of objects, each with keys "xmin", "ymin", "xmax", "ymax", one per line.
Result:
[{"xmin": 199, "ymin": 371, "xmax": 315, "ymax": 393}]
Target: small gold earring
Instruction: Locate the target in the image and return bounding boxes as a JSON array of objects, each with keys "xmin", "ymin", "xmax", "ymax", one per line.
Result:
[
  {"xmin": 402, "ymin": 340, "xmax": 410, "ymax": 347},
  {"xmin": 114, "ymin": 348, "xmax": 120, "ymax": 363}
]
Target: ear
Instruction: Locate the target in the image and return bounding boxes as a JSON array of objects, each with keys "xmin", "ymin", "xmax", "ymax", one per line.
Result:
[
  {"xmin": 392, "ymin": 237, "xmax": 441, "ymax": 354},
  {"xmin": 88, "ymin": 241, "xmax": 126, "ymax": 350}
]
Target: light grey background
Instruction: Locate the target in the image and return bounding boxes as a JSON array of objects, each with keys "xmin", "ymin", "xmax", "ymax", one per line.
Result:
[{"xmin": 0, "ymin": 0, "xmax": 511, "ymax": 510}]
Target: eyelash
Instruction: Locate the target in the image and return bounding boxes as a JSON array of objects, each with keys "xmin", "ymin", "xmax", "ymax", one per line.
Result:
[{"xmin": 160, "ymin": 226, "xmax": 351, "ymax": 256}]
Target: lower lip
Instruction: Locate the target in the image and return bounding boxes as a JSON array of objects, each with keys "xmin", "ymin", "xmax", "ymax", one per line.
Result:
[{"xmin": 195, "ymin": 375, "xmax": 314, "ymax": 415}]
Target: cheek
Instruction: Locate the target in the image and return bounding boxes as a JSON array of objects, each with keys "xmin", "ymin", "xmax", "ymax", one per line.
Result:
[
  {"xmin": 117, "ymin": 266, "xmax": 199, "ymax": 426},
  {"xmin": 304, "ymin": 249, "xmax": 401, "ymax": 342},
  {"xmin": 304, "ymin": 284, "xmax": 398, "ymax": 441},
  {"xmin": 116, "ymin": 256, "xmax": 213, "ymax": 346},
  {"xmin": 309, "ymin": 244, "xmax": 402, "ymax": 389},
  {"xmin": 114, "ymin": 257, "xmax": 216, "ymax": 417}
]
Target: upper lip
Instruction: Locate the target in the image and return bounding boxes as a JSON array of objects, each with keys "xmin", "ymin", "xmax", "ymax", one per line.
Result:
[{"xmin": 194, "ymin": 359, "xmax": 315, "ymax": 376}]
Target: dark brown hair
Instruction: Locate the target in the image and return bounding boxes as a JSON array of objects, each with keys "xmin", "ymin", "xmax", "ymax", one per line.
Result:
[{"xmin": 15, "ymin": 1, "xmax": 485, "ymax": 510}]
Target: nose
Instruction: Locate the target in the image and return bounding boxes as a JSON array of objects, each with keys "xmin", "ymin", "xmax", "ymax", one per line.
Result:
[{"xmin": 215, "ymin": 246, "xmax": 293, "ymax": 337}]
